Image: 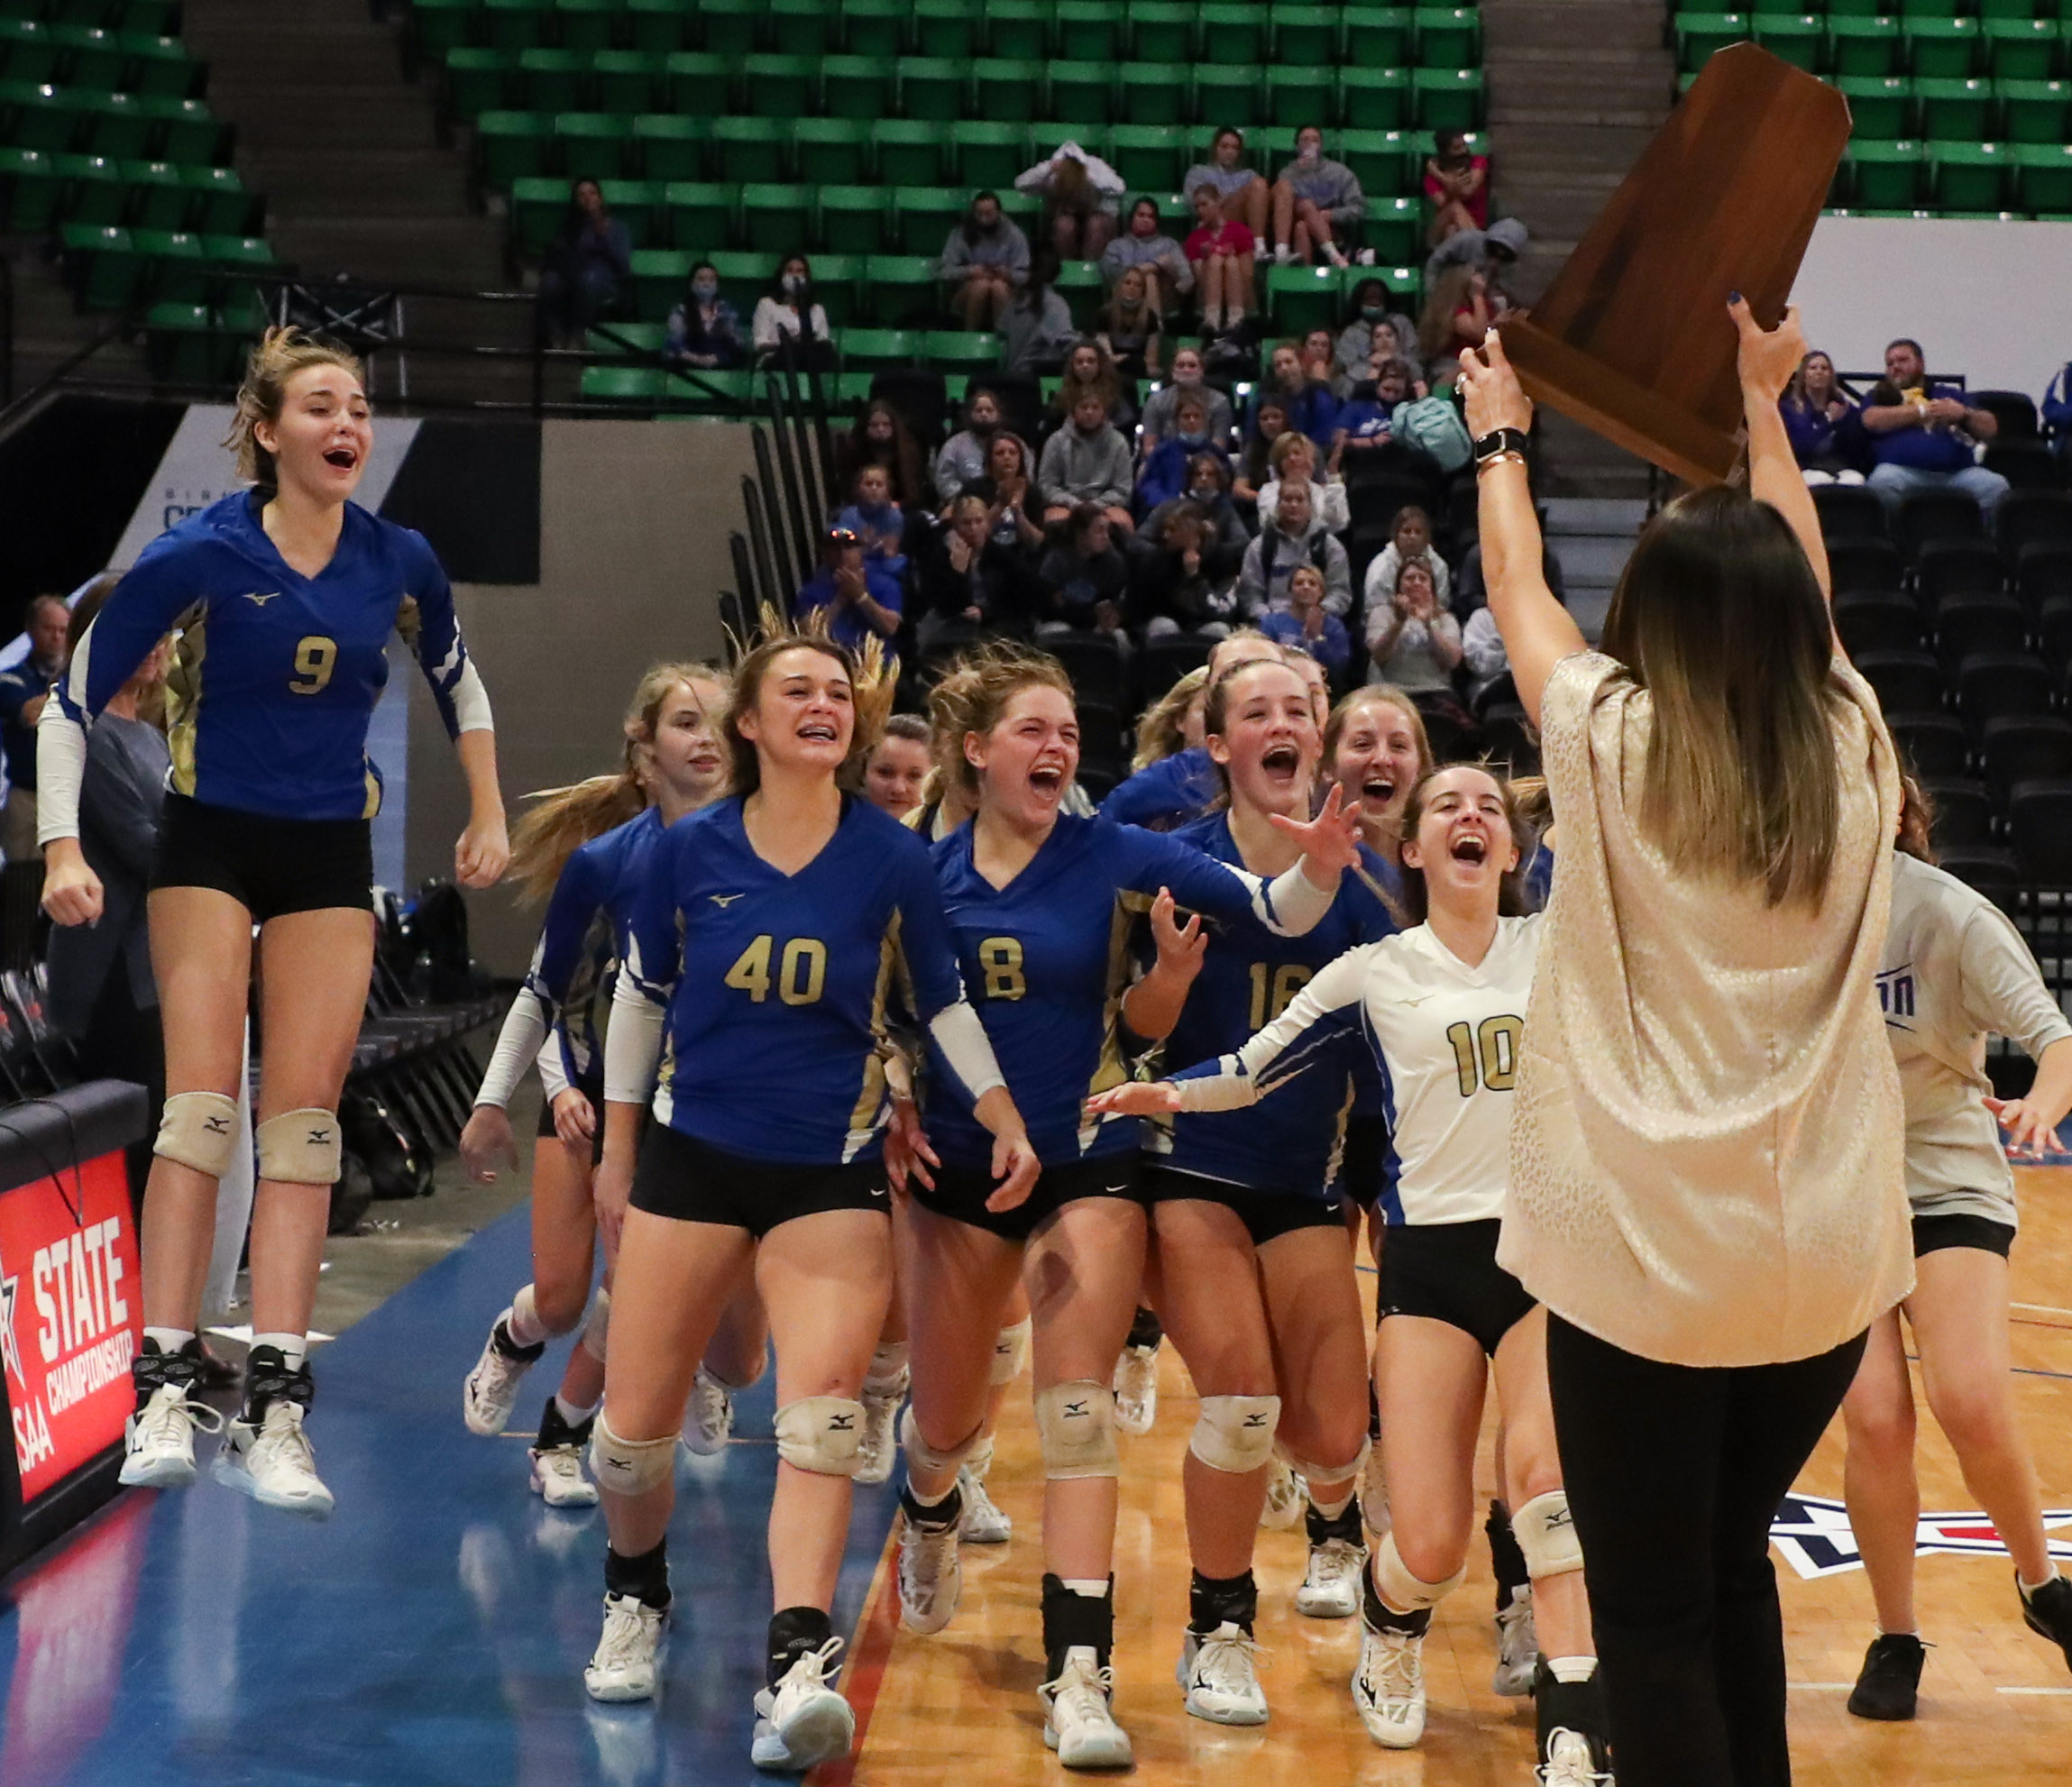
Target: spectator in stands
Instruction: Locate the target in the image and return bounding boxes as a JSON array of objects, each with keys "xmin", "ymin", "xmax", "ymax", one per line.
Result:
[
  {"xmin": 1425, "ymin": 214, "xmax": 1528, "ymax": 289},
  {"xmin": 2043, "ymin": 360, "xmax": 2072, "ymax": 472},
  {"xmin": 1182, "ymin": 127, "xmax": 1272, "ymax": 251},
  {"xmin": 1003, "ymin": 246, "xmax": 1077, "ymax": 374},
  {"xmin": 1781, "ymin": 350, "xmax": 1865, "ymax": 486},
  {"xmin": 835, "ymin": 463, "xmax": 908, "ymax": 582},
  {"xmin": 1015, "ymin": 140, "xmax": 1126, "ymax": 261},
  {"xmin": 1300, "ymin": 328, "xmax": 1338, "ymax": 388},
  {"xmin": 1051, "ymin": 339, "xmax": 1133, "ymax": 432},
  {"xmin": 1100, "ymin": 197, "xmax": 1193, "ymax": 322},
  {"xmin": 536, "ymin": 178, "xmax": 631, "ymax": 348},
  {"xmin": 1461, "ymin": 600, "xmax": 1517, "ymax": 715},
  {"xmin": 1424, "ymin": 129, "xmax": 1490, "ymax": 247},
  {"xmin": 1334, "ymin": 355, "xmax": 1420, "ymax": 457},
  {"xmin": 43, "ymin": 579, "xmax": 168, "ymax": 1211},
  {"xmin": 1130, "ymin": 501, "xmax": 1242, "ymax": 640},
  {"xmin": 793, "ymin": 525, "xmax": 903, "ymax": 657},
  {"xmin": 1141, "ymin": 345, "xmax": 1234, "ymax": 452},
  {"xmin": 1038, "ymin": 390, "xmax": 1135, "ymax": 530},
  {"xmin": 918, "ymin": 493, "xmax": 1040, "ymax": 655},
  {"xmin": 1135, "ymin": 392, "xmax": 1225, "ymax": 517},
  {"xmin": 751, "ymin": 252, "xmax": 834, "ymax": 365},
  {"xmin": 1419, "ymin": 264, "xmax": 1492, "ymax": 387},
  {"xmin": 0, "ymin": 593, "xmax": 68, "ymax": 867},
  {"xmin": 1096, "ymin": 265, "xmax": 1163, "ymax": 380},
  {"xmin": 1366, "ymin": 556, "xmax": 1464, "ymax": 715},
  {"xmin": 940, "ymin": 191, "xmax": 1031, "ymax": 332},
  {"xmin": 840, "ymin": 399, "xmax": 929, "ymax": 511},
  {"xmin": 1270, "ymin": 125, "xmax": 1366, "ymax": 269},
  {"xmin": 1233, "ymin": 394, "xmax": 1292, "ymax": 514},
  {"xmin": 1145, "ymin": 452, "xmax": 1251, "ymax": 573},
  {"xmin": 862, "ymin": 713, "xmax": 933, "ymax": 820},
  {"xmin": 1861, "ymin": 336, "xmax": 2008, "ymax": 519},
  {"xmin": 964, "ymin": 431, "xmax": 1048, "ymax": 554},
  {"xmin": 1335, "ymin": 277, "xmax": 1426, "ymax": 389},
  {"xmin": 664, "ymin": 261, "xmax": 743, "ymax": 370},
  {"xmin": 1362, "ymin": 502, "xmax": 1453, "ymax": 615},
  {"xmin": 1037, "ymin": 503, "xmax": 1132, "ymax": 638},
  {"xmin": 1260, "ymin": 561, "xmax": 1352, "ymax": 679},
  {"xmin": 1238, "ymin": 481, "xmax": 1352, "ymax": 617},
  {"xmin": 1185, "ymin": 182, "xmax": 1257, "ymax": 339},
  {"xmin": 1251, "ymin": 339, "xmax": 1339, "ymax": 444},
  {"xmin": 934, "ymin": 386, "xmax": 1006, "ymax": 508},
  {"xmin": 1258, "ymin": 429, "xmax": 1351, "ymax": 534}
]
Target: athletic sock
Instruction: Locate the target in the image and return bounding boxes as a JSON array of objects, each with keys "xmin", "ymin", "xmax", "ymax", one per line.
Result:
[
  {"xmin": 1535, "ymin": 1657, "xmax": 1609, "ymax": 1762},
  {"xmin": 506, "ymin": 1285, "xmax": 549, "ymax": 1350},
  {"xmin": 2020, "ymin": 1566, "xmax": 2063, "ymax": 1597},
  {"xmin": 1125, "ymin": 1306, "xmax": 1162, "ymax": 1352},
  {"xmin": 767, "ymin": 1605, "xmax": 835, "ymax": 1691},
  {"xmin": 1361, "ymin": 1559, "xmax": 1432, "ymax": 1636},
  {"xmin": 242, "ymin": 1343, "xmax": 313, "ymax": 1423},
  {"xmin": 538, "ymin": 1395, "xmax": 595, "ymax": 1450},
  {"xmin": 144, "ymin": 1325, "xmax": 197, "ymax": 1355},
  {"xmin": 555, "ymin": 1392, "xmax": 600, "ymax": 1429},
  {"xmin": 1306, "ymin": 1495, "xmax": 1364, "ymax": 1548},
  {"xmin": 605, "ymin": 1539, "xmax": 671, "ymax": 1611},
  {"xmin": 864, "ymin": 1340, "xmax": 910, "ymax": 1397},
  {"xmin": 899, "ymin": 1477, "xmax": 963, "ymax": 1531},
  {"xmin": 1188, "ymin": 1568, "xmax": 1258, "ymax": 1636},
  {"xmin": 251, "ymin": 1331, "xmax": 307, "ymax": 1370},
  {"xmin": 1041, "ymin": 1573, "xmax": 1115, "ymax": 1679},
  {"xmin": 1486, "ymin": 1498, "xmax": 1529, "ymax": 1614}
]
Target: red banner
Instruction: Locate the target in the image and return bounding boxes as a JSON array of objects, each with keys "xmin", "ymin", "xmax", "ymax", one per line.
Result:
[{"xmin": 0, "ymin": 1151, "xmax": 140, "ymax": 1503}]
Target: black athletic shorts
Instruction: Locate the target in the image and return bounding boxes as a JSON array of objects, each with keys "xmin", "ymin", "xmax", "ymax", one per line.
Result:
[
  {"xmin": 630, "ymin": 1123, "xmax": 889, "ymax": 1238},
  {"xmin": 151, "ymin": 793, "xmax": 374, "ymax": 921},
  {"xmin": 1338, "ymin": 1114, "xmax": 1390, "ymax": 1212},
  {"xmin": 537, "ymin": 1070, "xmax": 607, "ymax": 1166},
  {"xmin": 1142, "ymin": 1162, "xmax": 1343, "ymax": 1246},
  {"xmin": 1377, "ymin": 1219, "xmax": 1536, "ymax": 1357},
  {"xmin": 907, "ymin": 1153, "xmax": 1141, "ymax": 1243},
  {"xmin": 1912, "ymin": 1211, "xmax": 2016, "ymax": 1260}
]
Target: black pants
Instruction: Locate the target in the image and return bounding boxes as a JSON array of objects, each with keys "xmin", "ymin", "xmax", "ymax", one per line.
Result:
[{"xmin": 1545, "ymin": 1314, "xmax": 1867, "ymax": 1787}]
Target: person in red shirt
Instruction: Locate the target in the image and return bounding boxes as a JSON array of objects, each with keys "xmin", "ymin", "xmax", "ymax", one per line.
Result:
[
  {"xmin": 1424, "ymin": 129, "xmax": 1489, "ymax": 246},
  {"xmin": 1185, "ymin": 183, "xmax": 1257, "ymax": 338}
]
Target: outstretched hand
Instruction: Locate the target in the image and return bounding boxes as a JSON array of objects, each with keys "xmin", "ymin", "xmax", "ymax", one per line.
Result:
[
  {"xmin": 1084, "ymin": 1080, "xmax": 1185, "ymax": 1120},
  {"xmin": 1456, "ymin": 327, "xmax": 1533, "ymax": 439},
  {"xmin": 1729, "ymin": 295, "xmax": 1808, "ymax": 408},
  {"xmin": 1985, "ymin": 1095, "xmax": 2065, "ymax": 1162},
  {"xmin": 1270, "ymin": 783, "xmax": 1363, "ymax": 885},
  {"xmin": 1148, "ymin": 887, "xmax": 1206, "ymax": 981}
]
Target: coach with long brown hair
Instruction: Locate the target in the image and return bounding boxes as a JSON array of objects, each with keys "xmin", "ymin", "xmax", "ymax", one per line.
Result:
[{"xmin": 1457, "ymin": 304, "xmax": 1912, "ymax": 1785}]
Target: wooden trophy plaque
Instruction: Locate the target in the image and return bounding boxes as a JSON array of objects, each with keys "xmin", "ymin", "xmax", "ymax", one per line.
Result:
[{"xmin": 1495, "ymin": 43, "xmax": 1851, "ymax": 488}]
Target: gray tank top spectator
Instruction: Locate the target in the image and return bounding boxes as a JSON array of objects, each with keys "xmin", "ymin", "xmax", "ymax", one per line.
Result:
[
  {"xmin": 1274, "ymin": 153, "xmax": 1365, "ymax": 229},
  {"xmin": 1100, "ymin": 228, "xmax": 1193, "ymax": 298},
  {"xmin": 939, "ymin": 210, "xmax": 1031, "ymax": 285}
]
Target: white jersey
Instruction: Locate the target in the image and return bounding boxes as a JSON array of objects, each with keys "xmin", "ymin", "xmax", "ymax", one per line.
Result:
[
  {"xmin": 1170, "ymin": 913, "xmax": 1540, "ymax": 1225},
  {"xmin": 1880, "ymin": 850, "xmax": 2072, "ymax": 1226}
]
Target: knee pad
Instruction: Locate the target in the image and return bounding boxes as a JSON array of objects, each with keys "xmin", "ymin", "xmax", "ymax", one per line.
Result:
[
  {"xmin": 898, "ymin": 1405, "xmax": 983, "ymax": 1477},
  {"xmin": 1514, "ymin": 1489, "xmax": 1584, "ymax": 1581},
  {"xmin": 774, "ymin": 1397, "xmax": 866, "ymax": 1476},
  {"xmin": 589, "ymin": 1412, "xmax": 675, "ymax": 1495},
  {"xmin": 579, "ymin": 1288, "xmax": 610, "ymax": 1364},
  {"xmin": 1033, "ymin": 1380, "xmax": 1120, "ymax": 1480},
  {"xmin": 991, "ymin": 1317, "xmax": 1031, "ymax": 1387},
  {"xmin": 1277, "ymin": 1432, "xmax": 1371, "ymax": 1489},
  {"xmin": 1188, "ymin": 1393, "xmax": 1281, "ymax": 1474},
  {"xmin": 255, "ymin": 1108, "xmax": 342, "ymax": 1186},
  {"xmin": 1371, "ymin": 1529, "xmax": 1467, "ymax": 1616},
  {"xmin": 154, "ymin": 1091, "xmax": 239, "ymax": 1178}
]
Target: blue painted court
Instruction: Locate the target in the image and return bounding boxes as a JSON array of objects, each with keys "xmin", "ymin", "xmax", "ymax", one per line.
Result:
[{"xmin": 0, "ymin": 1204, "xmax": 900, "ymax": 1787}]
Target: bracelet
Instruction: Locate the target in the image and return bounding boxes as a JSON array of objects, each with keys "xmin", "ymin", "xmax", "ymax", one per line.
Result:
[{"xmin": 1476, "ymin": 451, "xmax": 1527, "ymax": 474}]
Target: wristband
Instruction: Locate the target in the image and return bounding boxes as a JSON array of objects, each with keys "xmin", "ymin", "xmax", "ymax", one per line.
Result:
[{"xmin": 1471, "ymin": 426, "xmax": 1532, "ymax": 467}]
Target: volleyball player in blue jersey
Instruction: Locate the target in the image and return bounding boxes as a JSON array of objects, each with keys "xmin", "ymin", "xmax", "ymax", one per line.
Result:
[
  {"xmin": 1114, "ymin": 654, "xmax": 1397, "ymax": 1726},
  {"xmin": 885, "ymin": 645, "xmax": 1362, "ymax": 1770},
  {"xmin": 457, "ymin": 663, "xmax": 740, "ymax": 1506},
  {"xmin": 582, "ymin": 635, "xmax": 1037, "ymax": 1773},
  {"xmin": 39, "ymin": 329, "xmax": 507, "ymax": 1517}
]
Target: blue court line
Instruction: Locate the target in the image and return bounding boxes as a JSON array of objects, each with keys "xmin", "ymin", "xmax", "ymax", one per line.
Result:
[{"xmin": 0, "ymin": 1201, "xmax": 900, "ymax": 1786}]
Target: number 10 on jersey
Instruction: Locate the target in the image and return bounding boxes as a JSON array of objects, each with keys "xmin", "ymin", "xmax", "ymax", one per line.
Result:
[{"xmin": 1446, "ymin": 1015, "xmax": 1523, "ymax": 1096}]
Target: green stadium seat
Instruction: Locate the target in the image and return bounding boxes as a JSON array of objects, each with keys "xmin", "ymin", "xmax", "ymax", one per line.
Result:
[
  {"xmin": 1930, "ymin": 140, "xmax": 2008, "ymax": 210},
  {"xmin": 892, "ymin": 183, "xmax": 966, "ymax": 252},
  {"xmin": 1845, "ymin": 137, "xmax": 1923, "ymax": 207},
  {"xmin": 1414, "ymin": 6, "xmax": 1481, "ymax": 66},
  {"xmin": 410, "ymin": 0, "xmax": 481, "ymax": 58},
  {"xmin": 593, "ymin": 50, "xmax": 666, "ymax": 114},
  {"xmin": 148, "ymin": 96, "xmax": 221, "ymax": 163},
  {"xmin": 1364, "ymin": 192, "xmax": 1420, "ymax": 261},
  {"xmin": 1340, "ymin": 66, "xmax": 1410, "ymax": 131},
  {"xmin": 664, "ymin": 179, "xmax": 738, "ymax": 247},
  {"xmin": 581, "ymin": 364, "xmax": 666, "ymax": 403},
  {"xmin": 1917, "ymin": 77, "xmax": 1994, "ymax": 142},
  {"xmin": 478, "ymin": 110, "xmax": 555, "ymax": 185},
  {"xmin": 1984, "ymin": 18, "xmax": 2059, "ymax": 82},
  {"xmin": 1836, "ymin": 75, "xmax": 1914, "ymax": 139},
  {"xmin": 57, "ymin": 152, "xmax": 127, "ymax": 226},
  {"xmin": 184, "ymin": 164, "xmax": 254, "ymax": 235},
  {"xmin": 556, "ymin": 0, "xmax": 622, "ymax": 54},
  {"xmin": 839, "ymin": 326, "xmax": 919, "ymax": 367},
  {"xmin": 1267, "ymin": 264, "xmax": 1343, "ymax": 333},
  {"xmin": 2000, "ymin": 78, "xmax": 2070, "ymax": 145},
  {"xmin": 631, "ymin": 246, "xmax": 692, "ymax": 316},
  {"xmin": 1674, "ymin": 12, "xmax": 1748, "ymax": 74},
  {"xmin": 627, "ymin": 0, "xmax": 693, "ymax": 52},
  {"xmin": 665, "ymin": 51, "xmax": 740, "ymax": 111},
  {"xmin": 740, "ymin": 180, "xmax": 813, "ymax": 250},
  {"xmin": 1343, "ymin": 7, "xmax": 1414, "ymax": 64},
  {"xmin": 1829, "ymin": 14, "xmax": 1899, "ymax": 77},
  {"xmin": 820, "ymin": 182, "xmax": 887, "ymax": 251},
  {"xmin": 741, "ymin": 52, "xmax": 819, "ymax": 116},
  {"xmin": 584, "ymin": 319, "xmax": 669, "ymax": 358},
  {"xmin": 0, "ymin": 146, "xmax": 57, "ymax": 231},
  {"xmin": 771, "ymin": 0, "xmax": 841, "ymax": 56},
  {"xmin": 145, "ymin": 300, "xmax": 229, "ymax": 385},
  {"xmin": 1108, "ymin": 123, "xmax": 1187, "ymax": 192},
  {"xmin": 1413, "ymin": 67, "xmax": 1482, "ymax": 130},
  {"xmin": 901, "ymin": 54, "xmax": 967, "ymax": 120},
  {"xmin": 0, "ymin": 20, "xmax": 61, "ymax": 86},
  {"xmin": 556, "ymin": 112, "xmax": 628, "ymax": 181},
  {"xmin": 444, "ymin": 47, "xmax": 509, "ymax": 119},
  {"xmin": 1820, "ymin": 0, "xmax": 1883, "ymax": 13},
  {"xmin": 519, "ymin": 46, "xmax": 587, "ymax": 111},
  {"xmin": 701, "ymin": 249, "xmax": 767, "ymax": 314},
  {"xmin": 984, "ymin": 0, "xmax": 1050, "ymax": 61},
  {"xmin": 196, "ymin": 232, "xmax": 280, "ymax": 274},
  {"xmin": 1054, "ymin": 254, "xmax": 1101, "ymax": 325},
  {"xmin": 807, "ymin": 252, "xmax": 864, "ymax": 324},
  {"xmin": 484, "ymin": 0, "xmax": 555, "ymax": 52},
  {"xmin": 860, "ymin": 252, "xmax": 940, "ymax": 322},
  {"xmin": 712, "ymin": 115, "xmax": 787, "ymax": 182},
  {"xmin": 841, "ymin": 0, "xmax": 905, "ymax": 57},
  {"xmin": 1266, "ymin": 62, "xmax": 1335, "ymax": 126},
  {"xmin": 871, "ymin": 117, "xmax": 949, "ymax": 184},
  {"xmin": 1052, "ymin": 2, "xmax": 1122, "ymax": 62},
  {"xmin": 972, "ymin": 58, "xmax": 1041, "ymax": 121},
  {"xmin": 1340, "ymin": 127, "xmax": 1419, "ymax": 197},
  {"xmin": 133, "ymin": 224, "xmax": 206, "ymax": 300},
  {"xmin": 664, "ymin": 366, "xmax": 758, "ymax": 412},
  {"xmin": 1270, "ymin": 5, "xmax": 1338, "ymax": 64},
  {"xmin": 1906, "ymin": 17, "xmax": 1980, "ymax": 79},
  {"xmin": 128, "ymin": 157, "xmax": 188, "ymax": 229},
  {"xmin": 794, "ymin": 117, "xmax": 870, "ymax": 184},
  {"xmin": 634, "ymin": 113, "xmax": 711, "ymax": 180},
  {"xmin": 1128, "ymin": 3, "xmax": 1194, "ymax": 64},
  {"xmin": 87, "ymin": 91, "xmax": 156, "ymax": 160},
  {"xmin": 1197, "ymin": 5, "xmax": 1267, "ymax": 65},
  {"xmin": 1751, "ymin": 13, "xmax": 1822, "ymax": 74},
  {"xmin": 1196, "ymin": 64, "xmax": 1262, "ymax": 129},
  {"xmin": 828, "ymin": 371, "xmax": 879, "ymax": 411},
  {"xmin": 922, "ymin": 327, "xmax": 1003, "ymax": 372},
  {"xmin": 696, "ymin": 0, "xmax": 765, "ymax": 57},
  {"xmin": 60, "ymin": 220, "xmax": 140, "ymax": 309},
  {"xmin": 910, "ymin": 0, "xmax": 980, "ymax": 59},
  {"xmin": 124, "ymin": 34, "xmax": 204, "ymax": 101},
  {"xmin": 511, "ymin": 174, "xmax": 568, "ymax": 253},
  {"xmin": 600, "ymin": 178, "xmax": 665, "ymax": 244},
  {"xmin": 821, "ymin": 53, "xmax": 898, "ymax": 120},
  {"xmin": 58, "ymin": 27, "xmax": 131, "ymax": 91},
  {"xmin": 1050, "ymin": 60, "xmax": 1114, "ymax": 125},
  {"xmin": 1119, "ymin": 62, "xmax": 1190, "ymax": 130},
  {"xmin": 2012, "ymin": 142, "xmax": 2072, "ymax": 216}
]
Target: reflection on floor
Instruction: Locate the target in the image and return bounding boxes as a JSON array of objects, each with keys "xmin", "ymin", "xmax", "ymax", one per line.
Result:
[{"xmin": 0, "ymin": 1203, "xmax": 898, "ymax": 1787}]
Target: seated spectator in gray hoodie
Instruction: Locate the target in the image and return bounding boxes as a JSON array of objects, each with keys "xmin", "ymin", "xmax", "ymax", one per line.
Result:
[
  {"xmin": 1424, "ymin": 215, "xmax": 1527, "ymax": 289},
  {"xmin": 1099, "ymin": 197, "xmax": 1195, "ymax": 319},
  {"xmin": 1038, "ymin": 391, "xmax": 1137, "ymax": 531},
  {"xmin": 933, "ymin": 386, "xmax": 1009, "ymax": 509},
  {"xmin": 940, "ymin": 191, "xmax": 1031, "ymax": 330},
  {"xmin": 1140, "ymin": 344, "xmax": 1236, "ymax": 452},
  {"xmin": 1235, "ymin": 481, "xmax": 1352, "ymax": 617},
  {"xmin": 1271, "ymin": 126, "xmax": 1365, "ymax": 268},
  {"xmin": 1003, "ymin": 248, "xmax": 1078, "ymax": 373},
  {"xmin": 1334, "ymin": 276, "xmax": 1425, "ymax": 389}
]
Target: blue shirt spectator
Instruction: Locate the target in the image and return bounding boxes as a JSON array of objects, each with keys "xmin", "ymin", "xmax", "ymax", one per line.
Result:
[
  {"xmin": 794, "ymin": 531, "xmax": 903, "ymax": 657},
  {"xmin": 665, "ymin": 263, "xmax": 744, "ymax": 369},
  {"xmin": 1860, "ymin": 338, "xmax": 2008, "ymax": 518}
]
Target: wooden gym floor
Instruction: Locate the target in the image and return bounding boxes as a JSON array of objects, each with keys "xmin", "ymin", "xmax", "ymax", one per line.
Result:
[{"xmin": 839, "ymin": 1168, "xmax": 2072, "ymax": 1786}]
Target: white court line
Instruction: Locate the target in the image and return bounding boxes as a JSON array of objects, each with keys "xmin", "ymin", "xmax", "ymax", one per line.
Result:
[
  {"xmin": 1998, "ymin": 1686, "xmax": 2072, "ymax": 1696},
  {"xmin": 2012, "ymin": 1302, "xmax": 2072, "ymax": 1320},
  {"xmin": 1786, "ymin": 1683, "xmax": 1856, "ymax": 1691}
]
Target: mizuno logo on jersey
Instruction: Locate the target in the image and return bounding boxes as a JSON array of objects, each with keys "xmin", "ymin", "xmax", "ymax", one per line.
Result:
[
  {"xmin": 243, "ymin": 591, "xmax": 280, "ymax": 606},
  {"xmin": 710, "ymin": 893, "xmax": 745, "ymax": 907}
]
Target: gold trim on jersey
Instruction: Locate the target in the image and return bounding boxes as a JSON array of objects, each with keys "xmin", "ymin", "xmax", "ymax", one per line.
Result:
[
  {"xmin": 163, "ymin": 605, "xmax": 206, "ymax": 797},
  {"xmin": 1078, "ymin": 890, "xmax": 1155, "ymax": 1153},
  {"xmin": 844, "ymin": 911, "xmax": 903, "ymax": 1163}
]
